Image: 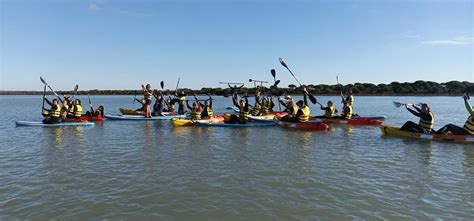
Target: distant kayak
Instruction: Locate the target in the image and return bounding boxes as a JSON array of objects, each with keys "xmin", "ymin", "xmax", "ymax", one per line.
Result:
[
  {"xmin": 380, "ymin": 125, "xmax": 474, "ymax": 144},
  {"xmin": 274, "ymin": 117, "xmax": 328, "ymax": 131},
  {"xmin": 64, "ymin": 116, "xmax": 105, "ymax": 123},
  {"xmin": 171, "ymin": 116, "xmax": 224, "ymax": 127},
  {"xmin": 195, "ymin": 121, "xmax": 276, "ymax": 128},
  {"xmin": 311, "ymin": 117, "xmax": 383, "ymax": 125},
  {"xmin": 119, "ymin": 108, "xmax": 178, "ymax": 116},
  {"xmin": 105, "ymin": 114, "xmax": 186, "ymax": 121},
  {"xmin": 312, "ymin": 115, "xmax": 387, "ymax": 121},
  {"xmin": 16, "ymin": 121, "xmax": 95, "ymax": 127}
]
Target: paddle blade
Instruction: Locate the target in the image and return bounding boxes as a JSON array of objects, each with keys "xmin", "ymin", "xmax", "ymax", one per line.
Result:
[
  {"xmin": 274, "ymin": 80, "xmax": 280, "ymax": 87},
  {"xmin": 308, "ymin": 93, "xmax": 317, "ymax": 104},
  {"xmin": 160, "ymin": 81, "xmax": 164, "ymax": 89},
  {"xmin": 74, "ymin": 85, "xmax": 79, "ymax": 92},
  {"xmin": 249, "ymin": 79, "xmax": 253, "ymax": 82},
  {"xmin": 393, "ymin": 101, "xmax": 405, "ymax": 108},
  {"xmin": 40, "ymin": 76, "xmax": 47, "ymax": 85},
  {"xmin": 271, "ymin": 69, "xmax": 276, "ymax": 78},
  {"xmin": 279, "ymin": 58, "xmax": 289, "ymax": 69}
]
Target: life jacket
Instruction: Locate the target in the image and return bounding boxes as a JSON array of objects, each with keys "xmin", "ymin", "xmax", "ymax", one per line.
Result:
[
  {"xmin": 250, "ymin": 105, "xmax": 260, "ymax": 116},
  {"xmin": 239, "ymin": 106, "xmax": 249, "ymax": 120},
  {"xmin": 298, "ymin": 106, "xmax": 310, "ymax": 122},
  {"xmin": 191, "ymin": 106, "xmax": 201, "ymax": 120},
  {"xmin": 178, "ymin": 96, "xmax": 186, "ymax": 105},
  {"xmin": 342, "ymin": 106, "xmax": 353, "ymax": 119},
  {"xmin": 418, "ymin": 112, "xmax": 434, "ymax": 132},
  {"xmin": 49, "ymin": 105, "xmax": 61, "ymax": 118},
  {"xmin": 260, "ymin": 100, "xmax": 269, "ymax": 115},
  {"xmin": 144, "ymin": 90, "xmax": 152, "ymax": 101},
  {"xmin": 202, "ymin": 105, "xmax": 213, "ymax": 118},
  {"xmin": 347, "ymin": 95, "xmax": 354, "ymax": 107},
  {"xmin": 287, "ymin": 104, "xmax": 298, "ymax": 117},
  {"xmin": 463, "ymin": 114, "xmax": 474, "ymax": 134},
  {"xmin": 167, "ymin": 102, "xmax": 174, "ymax": 111},
  {"xmin": 60, "ymin": 105, "xmax": 69, "ymax": 118},
  {"xmin": 74, "ymin": 105, "xmax": 83, "ymax": 117},
  {"xmin": 325, "ymin": 106, "xmax": 336, "ymax": 118}
]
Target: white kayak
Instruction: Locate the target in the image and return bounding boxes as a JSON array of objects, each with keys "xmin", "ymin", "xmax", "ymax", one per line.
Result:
[
  {"xmin": 105, "ymin": 114, "xmax": 187, "ymax": 121},
  {"xmin": 16, "ymin": 121, "xmax": 95, "ymax": 127}
]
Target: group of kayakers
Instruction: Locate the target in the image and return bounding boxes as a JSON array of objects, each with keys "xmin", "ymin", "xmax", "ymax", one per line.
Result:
[
  {"xmin": 42, "ymin": 96, "xmax": 104, "ymax": 124},
  {"xmin": 399, "ymin": 94, "xmax": 473, "ymax": 135}
]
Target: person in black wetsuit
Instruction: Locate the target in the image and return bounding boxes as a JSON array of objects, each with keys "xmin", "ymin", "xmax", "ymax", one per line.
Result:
[
  {"xmin": 400, "ymin": 103, "xmax": 434, "ymax": 133},
  {"xmin": 228, "ymin": 84, "xmax": 244, "ymax": 100},
  {"xmin": 435, "ymin": 94, "xmax": 473, "ymax": 135},
  {"xmin": 172, "ymin": 91, "xmax": 186, "ymax": 115},
  {"xmin": 197, "ymin": 95, "xmax": 213, "ymax": 119},
  {"xmin": 152, "ymin": 91, "xmax": 165, "ymax": 116}
]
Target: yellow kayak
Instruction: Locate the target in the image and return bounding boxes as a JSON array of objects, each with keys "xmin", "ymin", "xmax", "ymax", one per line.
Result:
[
  {"xmin": 380, "ymin": 125, "xmax": 474, "ymax": 144},
  {"xmin": 171, "ymin": 116, "xmax": 224, "ymax": 127}
]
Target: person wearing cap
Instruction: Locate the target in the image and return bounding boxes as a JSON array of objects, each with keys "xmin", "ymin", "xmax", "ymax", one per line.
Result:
[
  {"xmin": 279, "ymin": 88, "xmax": 310, "ymax": 122},
  {"xmin": 435, "ymin": 94, "xmax": 473, "ymax": 135},
  {"xmin": 400, "ymin": 103, "xmax": 435, "ymax": 133},
  {"xmin": 278, "ymin": 95, "xmax": 298, "ymax": 120}
]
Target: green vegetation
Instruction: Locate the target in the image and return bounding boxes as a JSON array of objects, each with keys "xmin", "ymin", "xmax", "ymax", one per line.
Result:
[{"xmin": 1, "ymin": 81, "xmax": 472, "ymax": 96}]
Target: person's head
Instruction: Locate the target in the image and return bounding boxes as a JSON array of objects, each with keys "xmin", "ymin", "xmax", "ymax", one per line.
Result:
[
  {"xmin": 296, "ymin": 100, "xmax": 304, "ymax": 108},
  {"xmin": 98, "ymin": 105, "xmax": 104, "ymax": 111},
  {"xmin": 63, "ymin": 100, "xmax": 68, "ymax": 106},
  {"xmin": 75, "ymin": 99, "xmax": 81, "ymax": 105},
  {"xmin": 192, "ymin": 102, "xmax": 197, "ymax": 108},
  {"xmin": 146, "ymin": 84, "xmax": 152, "ymax": 90},
  {"xmin": 239, "ymin": 99, "xmax": 246, "ymax": 106},
  {"xmin": 205, "ymin": 100, "xmax": 210, "ymax": 106},
  {"xmin": 347, "ymin": 90, "xmax": 353, "ymax": 96},
  {"xmin": 421, "ymin": 103, "xmax": 430, "ymax": 112},
  {"xmin": 327, "ymin": 101, "xmax": 333, "ymax": 107},
  {"xmin": 52, "ymin": 99, "xmax": 59, "ymax": 105}
]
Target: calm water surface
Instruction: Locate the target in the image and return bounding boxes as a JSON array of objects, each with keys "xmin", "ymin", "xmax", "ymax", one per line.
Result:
[{"xmin": 0, "ymin": 95, "xmax": 473, "ymax": 220}]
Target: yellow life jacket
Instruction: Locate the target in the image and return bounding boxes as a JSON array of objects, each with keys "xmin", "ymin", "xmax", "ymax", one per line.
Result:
[
  {"xmin": 287, "ymin": 104, "xmax": 298, "ymax": 117},
  {"xmin": 418, "ymin": 112, "xmax": 434, "ymax": 132},
  {"xmin": 74, "ymin": 105, "xmax": 83, "ymax": 117},
  {"xmin": 203, "ymin": 106, "xmax": 213, "ymax": 118},
  {"xmin": 325, "ymin": 106, "xmax": 336, "ymax": 118},
  {"xmin": 250, "ymin": 105, "xmax": 260, "ymax": 116},
  {"xmin": 49, "ymin": 105, "xmax": 61, "ymax": 118},
  {"xmin": 463, "ymin": 115, "xmax": 474, "ymax": 134},
  {"xmin": 239, "ymin": 106, "xmax": 249, "ymax": 120},
  {"xmin": 260, "ymin": 100, "xmax": 269, "ymax": 115},
  {"xmin": 178, "ymin": 96, "xmax": 186, "ymax": 105},
  {"xmin": 144, "ymin": 90, "xmax": 152, "ymax": 101},
  {"xmin": 298, "ymin": 106, "xmax": 310, "ymax": 122},
  {"xmin": 191, "ymin": 106, "xmax": 201, "ymax": 120},
  {"xmin": 347, "ymin": 95, "xmax": 354, "ymax": 107},
  {"xmin": 167, "ymin": 103, "xmax": 174, "ymax": 111},
  {"xmin": 342, "ymin": 106, "xmax": 353, "ymax": 119},
  {"xmin": 60, "ymin": 105, "xmax": 69, "ymax": 118}
]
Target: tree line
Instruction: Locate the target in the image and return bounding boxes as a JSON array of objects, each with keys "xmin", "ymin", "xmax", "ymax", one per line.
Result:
[{"xmin": 1, "ymin": 80, "xmax": 473, "ymax": 96}]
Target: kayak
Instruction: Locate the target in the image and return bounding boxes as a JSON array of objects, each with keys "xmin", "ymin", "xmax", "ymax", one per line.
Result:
[
  {"xmin": 274, "ymin": 117, "xmax": 328, "ymax": 131},
  {"xmin": 16, "ymin": 121, "xmax": 95, "ymax": 127},
  {"xmin": 195, "ymin": 121, "xmax": 276, "ymax": 128},
  {"xmin": 315, "ymin": 118, "xmax": 383, "ymax": 125},
  {"xmin": 105, "ymin": 114, "xmax": 186, "ymax": 121},
  {"xmin": 380, "ymin": 125, "xmax": 474, "ymax": 144},
  {"xmin": 312, "ymin": 115, "xmax": 387, "ymax": 121},
  {"xmin": 248, "ymin": 113, "xmax": 289, "ymax": 122},
  {"xmin": 227, "ymin": 106, "xmax": 240, "ymax": 113},
  {"xmin": 119, "ymin": 108, "xmax": 178, "ymax": 116},
  {"xmin": 171, "ymin": 116, "xmax": 225, "ymax": 127},
  {"xmin": 64, "ymin": 116, "xmax": 105, "ymax": 123}
]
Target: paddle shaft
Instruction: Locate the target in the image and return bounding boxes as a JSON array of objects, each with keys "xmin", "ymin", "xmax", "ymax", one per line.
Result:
[
  {"xmin": 42, "ymin": 85, "xmax": 46, "ymax": 111},
  {"xmin": 40, "ymin": 77, "xmax": 63, "ymax": 103}
]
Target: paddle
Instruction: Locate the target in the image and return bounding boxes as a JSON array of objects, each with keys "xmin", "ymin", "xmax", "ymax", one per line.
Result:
[
  {"xmin": 132, "ymin": 90, "xmax": 137, "ymax": 104},
  {"xmin": 40, "ymin": 76, "xmax": 63, "ymax": 103},
  {"xmin": 219, "ymin": 82, "xmax": 244, "ymax": 85},
  {"xmin": 160, "ymin": 81, "xmax": 164, "ymax": 90},
  {"xmin": 175, "ymin": 77, "xmax": 180, "ymax": 93},
  {"xmin": 336, "ymin": 75, "xmax": 345, "ymax": 103},
  {"xmin": 278, "ymin": 58, "xmax": 317, "ymax": 104},
  {"xmin": 393, "ymin": 101, "xmax": 423, "ymax": 108},
  {"xmin": 41, "ymin": 85, "xmax": 46, "ymax": 113},
  {"xmin": 270, "ymin": 69, "xmax": 281, "ymax": 111},
  {"xmin": 70, "ymin": 84, "xmax": 79, "ymax": 103},
  {"xmin": 88, "ymin": 94, "xmax": 93, "ymax": 119}
]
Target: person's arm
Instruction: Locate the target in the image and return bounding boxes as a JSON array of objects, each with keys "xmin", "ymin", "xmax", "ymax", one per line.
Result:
[
  {"xmin": 238, "ymin": 85, "xmax": 244, "ymax": 89},
  {"xmin": 465, "ymin": 98, "xmax": 474, "ymax": 115},
  {"xmin": 244, "ymin": 96, "xmax": 249, "ymax": 110},
  {"xmin": 406, "ymin": 106, "xmax": 421, "ymax": 118},
  {"xmin": 278, "ymin": 98, "xmax": 288, "ymax": 108},
  {"xmin": 320, "ymin": 106, "xmax": 328, "ymax": 111},
  {"xmin": 228, "ymin": 84, "xmax": 232, "ymax": 89},
  {"xmin": 134, "ymin": 98, "xmax": 142, "ymax": 103},
  {"xmin": 208, "ymin": 96, "xmax": 213, "ymax": 108},
  {"xmin": 303, "ymin": 92, "xmax": 308, "ymax": 106},
  {"xmin": 44, "ymin": 98, "xmax": 53, "ymax": 106},
  {"xmin": 186, "ymin": 100, "xmax": 192, "ymax": 110}
]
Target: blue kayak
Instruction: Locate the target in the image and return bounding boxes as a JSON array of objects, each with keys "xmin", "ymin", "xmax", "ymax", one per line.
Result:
[
  {"xmin": 196, "ymin": 121, "xmax": 275, "ymax": 127},
  {"xmin": 105, "ymin": 114, "xmax": 186, "ymax": 121},
  {"xmin": 16, "ymin": 121, "xmax": 95, "ymax": 127},
  {"xmin": 226, "ymin": 106, "xmax": 240, "ymax": 113}
]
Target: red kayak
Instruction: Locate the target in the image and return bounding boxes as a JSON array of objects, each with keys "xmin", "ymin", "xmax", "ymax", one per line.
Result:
[
  {"xmin": 274, "ymin": 116, "xmax": 329, "ymax": 131},
  {"xmin": 64, "ymin": 116, "xmax": 105, "ymax": 122},
  {"xmin": 321, "ymin": 118, "xmax": 383, "ymax": 125}
]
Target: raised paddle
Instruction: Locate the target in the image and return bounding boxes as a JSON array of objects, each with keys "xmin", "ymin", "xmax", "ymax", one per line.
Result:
[
  {"xmin": 41, "ymin": 85, "xmax": 46, "ymax": 113},
  {"xmin": 175, "ymin": 77, "xmax": 180, "ymax": 93},
  {"xmin": 88, "ymin": 93, "xmax": 93, "ymax": 119},
  {"xmin": 393, "ymin": 101, "xmax": 423, "ymax": 108},
  {"xmin": 160, "ymin": 81, "xmax": 164, "ymax": 90},
  {"xmin": 70, "ymin": 84, "xmax": 79, "ymax": 102},
  {"xmin": 278, "ymin": 58, "xmax": 317, "ymax": 104},
  {"xmin": 40, "ymin": 76, "xmax": 63, "ymax": 103},
  {"xmin": 219, "ymin": 82, "xmax": 244, "ymax": 85},
  {"xmin": 270, "ymin": 69, "xmax": 281, "ymax": 111},
  {"xmin": 132, "ymin": 90, "xmax": 137, "ymax": 104}
]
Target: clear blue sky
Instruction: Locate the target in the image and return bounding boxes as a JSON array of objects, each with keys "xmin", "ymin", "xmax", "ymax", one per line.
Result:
[{"xmin": 1, "ymin": 0, "xmax": 472, "ymax": 90}]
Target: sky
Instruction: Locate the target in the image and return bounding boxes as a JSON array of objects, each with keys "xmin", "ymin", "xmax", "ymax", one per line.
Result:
[{"xmin": 1, "ymin": 0, "xmax": 473, "ymax": 91}]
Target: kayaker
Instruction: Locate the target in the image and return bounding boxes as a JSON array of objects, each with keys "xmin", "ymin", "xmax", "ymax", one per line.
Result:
[
  {"xmin": 342, "ymin": 90, "xmax": 354, "ymax": 107},
  {"xmin": 142, "ymin": 84, "xmax": 153, "ymax": 118},
  {"xmin": 400, "ymin": 103, "xmax": 434, "ymax": 133},
  {"xmin": 173, "ymin": 91, "xmax": 186, "ymax": 115},
  {"xmin": 268, "ymin": 97, "xmax": 275, "ymax": 113},
  {"xmin": 435, "ymin": 94, "xmax": 473, "ymax": 135},
  {"xmin": 135, "ymin": 99, "xmax": 146, "ymax": 112},
  {"xmin": 278, "ymin": 95, "xmax": 298, "ymax": 121},
  {"xmin": 186, "ymin": 100, "xmax": 202, "ymax": 120},
  {"xmin": 317, "ymin": 101, "xmax": 338, "ymax": 118},
  {"xmin": 255, "ymin": 96, "xmax": 270, "ymax": 116},
  {"xmin": 279, "ymin": 88, "xmax": 310, "ymax": 122},
  {"xmin": 199, "ymin": 95, "xmax": 214, "ymax": 119},
  {"xmin": 164, "ymin": 96, "xmax": 175, "ymax": 112},
  {"xmin": 72, "ymin": 99, "xmax": 83, "ymax": 119},
  {"xmin": 85, "ymin": 105, "xmax": 104, "ymax": 118},
  {"xmin": 340, "ymin": 100, "xmax": 353, "ymax": 120},
  {"xmin": 60, "ymin": 99, "xmax": 69, "ymax": 120},
  {"xmin": 226, "ymin": 96, "xmax": 249, "ymax": 124},
  {"xmin": 152, "ymin": 91, "xmax": 164, "ymax": 116},
  {"xmin": 228, "ymin": 83, "xmax": 243, "ymax": 99},
  {"xmin": 250, "ymin": 100, "xmax": 261, "ymax": 116},
  {"xmin": 255, "ymin": 85, "xmax": 262, "ymax": 97},
  {"xmin": 42, "ymin": 98, "xmax": 62, "ymax": 124}
]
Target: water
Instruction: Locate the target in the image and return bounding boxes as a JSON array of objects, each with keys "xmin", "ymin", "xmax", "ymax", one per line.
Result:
[{"xmin": 1, "ymin": 95, "xmax": 473, "ymax": 220}]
